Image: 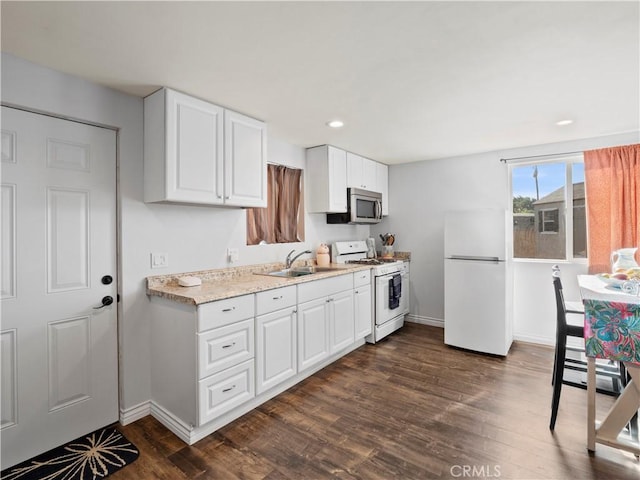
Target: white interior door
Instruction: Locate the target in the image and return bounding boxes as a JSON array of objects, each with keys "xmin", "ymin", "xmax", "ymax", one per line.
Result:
[{"xmin": 1, "ymin": 106, "xmax": 118, "ymax": 469}]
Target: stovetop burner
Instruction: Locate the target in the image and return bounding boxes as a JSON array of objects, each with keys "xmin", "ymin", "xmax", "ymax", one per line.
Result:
[
  {"xmin": 346, "ymin": 259, "xmax": 384, "ymax": 265},
  {"xmin": 346, "ymin": 258, "xmax": 399, "ymax": 266}
]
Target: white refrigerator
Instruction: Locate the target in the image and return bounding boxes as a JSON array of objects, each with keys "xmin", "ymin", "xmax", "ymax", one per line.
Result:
[{"xmin": 444, "ymin": 209, "xmax": 513, "ymax": 356}]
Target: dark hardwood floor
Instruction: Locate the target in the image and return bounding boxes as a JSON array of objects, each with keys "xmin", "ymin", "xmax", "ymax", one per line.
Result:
[{"xmin": 113, "ymin": 323, "xmax": 640, "ymax": 479}]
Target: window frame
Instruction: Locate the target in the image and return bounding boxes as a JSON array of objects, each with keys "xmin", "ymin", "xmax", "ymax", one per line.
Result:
[
  {"xmin": 538, "ymin": 208, "xmax": 559, "ymax": 234},
  {"xmin": 508, "ymin": 154, "xmax": 587, "ymax": 263}
]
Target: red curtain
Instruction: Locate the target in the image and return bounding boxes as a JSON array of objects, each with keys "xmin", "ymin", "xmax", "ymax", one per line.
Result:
[
  {"xmin": 246, "ymin": 164, "xmax": 302, "ymax": 245},
  {"xmin": 584, "ymin": 144, "xmax": 640, "ymax": 273}
]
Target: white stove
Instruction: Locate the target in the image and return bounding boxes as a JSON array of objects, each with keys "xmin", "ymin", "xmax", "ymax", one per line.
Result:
[
  {"xmin": 332, "ymin": 241, "xmax": 409, "ymax": 343},
  {"xmin": 332, "ymin": 241, "xmax": 403, "ymax": 273}
]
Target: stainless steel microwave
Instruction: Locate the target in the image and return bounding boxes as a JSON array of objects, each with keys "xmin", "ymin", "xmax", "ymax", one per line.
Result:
[{"xmin": 327, "ymin": 188, "xmax": 382, "ymax": 224}]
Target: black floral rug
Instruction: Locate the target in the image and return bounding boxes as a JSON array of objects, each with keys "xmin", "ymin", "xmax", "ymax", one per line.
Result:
[{"xmin": 1, "ymin": 426, "xmax": 139, "ymax": 480}]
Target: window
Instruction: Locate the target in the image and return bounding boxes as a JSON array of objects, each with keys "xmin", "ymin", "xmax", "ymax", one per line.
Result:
[
  {"xmin": 538, "ymin": 209, "xmax": 559, "ymax": 233},
  {"xmin": 511, "ymin": 158, "xmax": 585, "ymax": 260},
  {"xmin": 246, "ymin": 164, "xmax": 304, "ymax": 245}
]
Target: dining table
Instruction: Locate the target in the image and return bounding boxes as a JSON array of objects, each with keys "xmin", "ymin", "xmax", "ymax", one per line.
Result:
[{"xmin": 578, "ymin": 274, "xmax": 640, "ymax": 456}]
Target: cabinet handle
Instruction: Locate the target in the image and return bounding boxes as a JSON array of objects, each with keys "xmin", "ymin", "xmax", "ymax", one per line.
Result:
[
  {"xmin": 355, "ymin": 290, "xmax": 359, "ymax": 294},
  {"xmin": 217, "ymin": 195, "xmax": 222, "ymax": 199},
  {"xmin": 225, "ymin": 196, "xmax": 230, "ymax": 200},
  {"xmin": 222, "ymin": 385, "xmax": 236, "ymax": 393},
  {"xmin": 221, "ymin": 307, "xmax": 236, "ymax": 312},
  {"xmin": 221, "ymin": 342, "xmax": 236, "ymax": 349},
  {"xmin": 273, "ymin": 295, "xmax": 283, "ymax": 300}
]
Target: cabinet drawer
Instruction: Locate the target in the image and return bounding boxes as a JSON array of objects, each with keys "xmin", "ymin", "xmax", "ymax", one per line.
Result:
[
  {"xmin": 198, "ymin": 294, "xmax": 254, "ymax": 332},
  {"xmin": 298, "ymin": 274, "xmax": 353, "ymax": 304},
  {"xmin": 198, "ymin": 360, "xmax": 255, "ymax": 426},
  {"xmin": 198, "ymin": 318, "xmax": 254, "ymax": 379},
  {"xmin": 256, "ymin": 285, "xmax": 296, "ymax": 316},
  {"xmin": 354, "ymin": 269, "xmax": 371, "ymax": 288}
]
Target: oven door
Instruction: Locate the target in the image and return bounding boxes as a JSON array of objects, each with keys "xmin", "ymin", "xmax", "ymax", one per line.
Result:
[{"xmin": 375, "ymin": 273, "xmax": 402, "ymax": 325}]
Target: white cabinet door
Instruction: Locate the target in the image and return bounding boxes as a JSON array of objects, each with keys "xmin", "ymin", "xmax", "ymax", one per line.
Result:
[
  {"xmin": 400, "ymin": 269, "xmax": 410, "ymax": 315},
  {"xmin": 298, "ymin": 297, "xmax": 330, "ymax": 372},
  {"xmin": 224, "ymin": 110, "xmax": 267, "ymax": 207},
  {"xmin": 376, "ymin": 162, "xmax": 389, "ymax": 216},
  {"xmin": 256, "ymin": 308, "xmax": 297, "ymax": 394},
  {"xmin": 330, "ymin": 290, "xmax": 355, "ymax": 353},
  {"xmin": 347, "ymin": 152, "xmax": 377, "ymax": 191},
  {"xmin": 346, "ymin": 152, "xmax": 363, "ymax": 189},
  {"xmin": 362, "ymin": 158, "xmax": 377, "ymax": 191},
  {"xmin": 354, "ymin": 285, "xmax": 372, "ymax": 338},
  {"xmin": 306, "ymin": 145, "xmax": 347, "ymax": 213},
  {"xmin": 145, "ymin": 88, "xmax": 224, "ymax": 204}
]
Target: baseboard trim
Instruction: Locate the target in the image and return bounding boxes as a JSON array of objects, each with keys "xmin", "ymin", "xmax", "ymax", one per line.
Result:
[
  {"xmin": 150, "ymin": 339, "xmax": 366, "ymax": 445},
  {"xmin": 406, "ymin": 314, "xmax": 444, "ymax": 328},
  {"xmin": 119, "ymin": 401, "xmax": 151, "ymax": 426},
  {"xmin": 513, "ymin": 333, "xmax": 554, "ymax": 347},
  {"xmin": 150, "ymin": 402, "xmax": 193, "ymax": 444}
]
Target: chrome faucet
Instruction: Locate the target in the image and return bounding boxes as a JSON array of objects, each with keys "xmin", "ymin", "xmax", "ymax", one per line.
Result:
[{"xmin": 286, "ymin": 249, "xmax": 311, "ymax": 269}]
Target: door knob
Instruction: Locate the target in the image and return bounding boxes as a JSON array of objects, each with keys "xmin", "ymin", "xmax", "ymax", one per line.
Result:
[{"xmin": 94, "ymin": 296, "xmax": 114, "ymax": 309}]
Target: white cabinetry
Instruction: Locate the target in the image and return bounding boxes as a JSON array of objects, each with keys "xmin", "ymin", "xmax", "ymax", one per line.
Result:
[
  {"xmin": 148, "ymin": 269, "xmax": 371, "ymax": 445},
  {"xmin": 306, "ymin": 144, "xmax": 388, "ymax": 215},
  {"xmin": 224, "ymin": 110, "xmax": 268, "ymax": 207},
  {"xmin": 255, "ymin": 286, "xmax": 297, "ymax": 395},
  {"xmin": 297, "ymin": 274, "xmax": 354, "ymax": 372},
  {"xmin": 330, "ymin": 289, "xmax": 355, "ymax": 353},
  {"xmin": 305, "ymin": 145, "xmax": 347, "ymax": 213},
  {"xmin": 346, "ymin": 152, "xmax": 377, "ymax": 191},
  {"xmin": 144, "ymin": 88, "xmax": 266, "ymax": 207},
  {"xmin": 376, "ymin": 162, "xmax": 389, "ymax": 216},
  {"xmin": 400, "ymin": 262, "xmax": 410, "ymax": 315},
  {"xmin": 150, "ymin": 294, "xmax": 256, "ymax": 432},
  {"xmin": 353, "ymin": 270, "xmax": 372, "ymax": 338}
]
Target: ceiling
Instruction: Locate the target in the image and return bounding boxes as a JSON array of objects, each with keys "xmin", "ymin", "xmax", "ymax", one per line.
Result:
[{"xmin": 1, "ymin": 1, "xmax": 639, "ymax": 164}]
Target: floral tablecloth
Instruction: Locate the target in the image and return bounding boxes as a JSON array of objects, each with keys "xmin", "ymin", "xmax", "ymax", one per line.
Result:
[{"xmin": 584, "ymin": 299, "xmax": 640, "ymax": 366}]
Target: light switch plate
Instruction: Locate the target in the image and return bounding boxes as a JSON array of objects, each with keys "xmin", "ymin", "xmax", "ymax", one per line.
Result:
[
  {"xmin": 151, "ymin": 252, "xmax": 169, "ymax": 269},
  {"xmin": 227, "ymin": 248, "xmax": 239, "ymax": 263}
]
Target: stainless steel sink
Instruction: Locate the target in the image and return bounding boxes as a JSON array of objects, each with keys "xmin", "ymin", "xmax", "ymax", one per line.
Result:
[{"xmin": 257, "ymin": 266, "xmax": 335, "ymax": 278}]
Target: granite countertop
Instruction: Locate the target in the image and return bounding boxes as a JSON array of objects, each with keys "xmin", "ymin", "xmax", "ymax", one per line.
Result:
[{"xmin": 146, "ymin": 261, "xmax": 372, "ymax": 306}]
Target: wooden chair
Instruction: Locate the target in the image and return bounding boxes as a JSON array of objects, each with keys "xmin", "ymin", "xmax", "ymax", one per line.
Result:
[{"xmin": 549, "ymin": 265, "xmax": 625, "ymax": 430}]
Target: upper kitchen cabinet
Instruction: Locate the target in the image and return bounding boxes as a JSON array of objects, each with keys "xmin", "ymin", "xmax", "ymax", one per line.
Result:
[
  {"xmin": 346, "ymin": 152, "xmax": 376, "ymax": 191},
  {"xmin": 224, "ymin": 110, "xmax": 267, "ymax": 207},
  {"xmin": 144, "ymin": 88, "xmax": 267, "ymax": 207},
  {"xmin": 306, "ymin": 145, "xmax": 347, "ymax": 213},
  {"xmin": 376, "ymin": 162, "xmax": 389, "ymax": 216}
]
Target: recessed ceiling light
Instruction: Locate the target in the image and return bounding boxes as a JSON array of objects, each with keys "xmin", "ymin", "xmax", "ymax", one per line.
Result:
[
  {"xmin": 556, "ymin": 119, "xmax": 574, "ymax": 126},
  {"xmin": 327, "ymin": 120, "xmax": 344, "ymax": 128}
]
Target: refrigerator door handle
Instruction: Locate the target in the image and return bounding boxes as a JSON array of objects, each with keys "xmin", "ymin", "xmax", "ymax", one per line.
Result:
[{"xmin": 447, "ymin": 255, "xmax": 502, "ymax": 263}]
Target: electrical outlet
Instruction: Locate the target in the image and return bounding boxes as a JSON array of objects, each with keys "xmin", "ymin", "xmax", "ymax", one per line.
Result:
[
  {"xmin": 227, "ymin": 248, "xmax": 239, "ymax": 263},
  {"xmin": 151, "ymin": 252, "xmax": 169, "ymax": 269}
]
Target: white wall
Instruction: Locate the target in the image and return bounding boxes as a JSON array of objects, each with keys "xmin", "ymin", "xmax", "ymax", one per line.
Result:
[
  {"xmin": 1, "ymin": 53, "xmax": 369, "ymax": 414},
  {"xmin": 372, "ymin": 131, "xmax": 640, "ymax": 344}
]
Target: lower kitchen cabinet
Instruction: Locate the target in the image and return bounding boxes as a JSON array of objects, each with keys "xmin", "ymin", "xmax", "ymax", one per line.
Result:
[
  {"xmin": 198, "ymin": 359, "xmax": 254, "ymax": 425},
  {"xmin": 330, "ymin": 289, "xmax": 355, "ymax": 353},
  {"xmin": 298, "ymin": 297, "xmax": 331, "ymax": 372},
  {"xmin": 354, "ymin": 270, "xmax": 372, "ymax": 338},
  {"xmin": 297, "ymin": 274, "xmax": 355, "ymax": 373},
  {"xmin": 147, "ymin": 269, "xmax": 371, "ymax": 444},
  {"xmin": 256, "ymin": 307, "xmax": 297, "ymax": 394}
]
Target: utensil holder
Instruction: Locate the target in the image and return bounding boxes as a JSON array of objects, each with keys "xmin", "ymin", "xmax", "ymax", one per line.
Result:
[{"xmin": 382, "ymin": 246, "xmax": 394, "ymax": 258}]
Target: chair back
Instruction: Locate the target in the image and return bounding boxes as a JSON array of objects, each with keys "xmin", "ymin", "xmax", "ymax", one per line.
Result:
[{"xmin": 552, "ymin": 265, "xmax": 568, "ymax": 334}]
